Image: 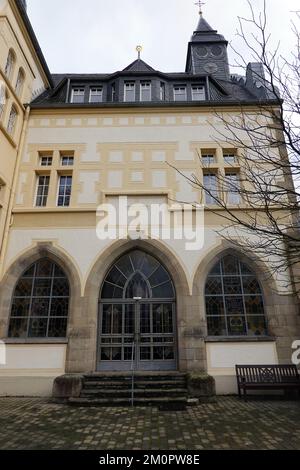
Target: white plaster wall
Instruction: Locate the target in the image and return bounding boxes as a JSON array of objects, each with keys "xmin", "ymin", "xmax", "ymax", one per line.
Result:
[
  {"xmin": 206, "ymin": 341, "xmax": 278, "ymax": 394},
  {"xmin": 0, "ymin": 344, "xmax": 66, "ymax": 396}
]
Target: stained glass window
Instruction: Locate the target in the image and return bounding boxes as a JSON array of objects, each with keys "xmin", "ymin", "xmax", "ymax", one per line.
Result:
[
  {"xmin": 9, "ymin": 259, "xmax": 69, "ymax": 338},
  {"xmin": 205, "ymin": 255, "xmax": 267, "ymax": 336}
]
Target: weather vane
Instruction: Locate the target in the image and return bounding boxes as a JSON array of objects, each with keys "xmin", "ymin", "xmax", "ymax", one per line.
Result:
[
  {"xmin": 136, "ymin": 45, "xmax": 143, "ymax": 60},
  {"xmin": 194, "ymin": 0, "xmax": 205, "ymax": 16}
]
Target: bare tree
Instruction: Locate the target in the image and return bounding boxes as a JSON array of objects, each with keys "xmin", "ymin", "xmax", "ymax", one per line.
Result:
[{"xmin": 171, "ymin": 0, "xmax": 300, "ymax": 296}]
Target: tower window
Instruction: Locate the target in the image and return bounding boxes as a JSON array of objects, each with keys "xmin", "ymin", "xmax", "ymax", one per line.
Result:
[
  {"xmin": 192, "ymin": 85, "xmax": 206, "ymax": 101},
  {"xmin": 89, "ymin": 87, "xmax": 103, "ymax": 103},
  {"xmin": 140, "ymin": 82, "xmax": 151, "ymax": 101},
  {"xmin": 71, "ymin": 88, "xmax": 85, "ymax": 104},
  {"xmin": 124, "ymin": 82, "xmax": 135, "ymax": 102},
  {"xmin": 174, "ymin": 86, "xmax": 187, "ymax": 102}
]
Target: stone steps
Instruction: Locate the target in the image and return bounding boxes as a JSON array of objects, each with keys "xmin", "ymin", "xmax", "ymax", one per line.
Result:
[
  {"xmin": 69, "ymin": 396, "xmax": 188, "ymax": 407},
  {"xmin": 81, "ymin": 388, "xmax": 187, "ymax": 398},
  {"xmin": 68, "ymin": 372, "xmax": 188, "ymax": 407}
]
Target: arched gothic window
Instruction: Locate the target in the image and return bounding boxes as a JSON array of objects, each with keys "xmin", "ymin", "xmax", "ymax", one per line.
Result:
[
  {"xmin": 205, "ymin": 255, "xmax": 267, "ymax": 337},
  {"xmin": 101, "ymin": 250, "xmax": 175, "ymax": 300},
  {"xmin": 8, "ymin": 258, "xmax": 70, "ymax": 338},
  {"xmin": 7, "ymin": 104, "xmax": 17, "ymax": 135},
  {"xmin": 15, "ymin": 68, "xmax": 25, "ymax": 97},
  {"xmin": 5, "ymin": 49, "xmax": 16, "ymax": 79}
]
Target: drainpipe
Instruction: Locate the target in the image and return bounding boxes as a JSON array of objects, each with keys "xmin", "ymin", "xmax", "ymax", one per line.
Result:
[{"xmin": 0, "ymin": 105, "xmax": 30, "ymax": 279}]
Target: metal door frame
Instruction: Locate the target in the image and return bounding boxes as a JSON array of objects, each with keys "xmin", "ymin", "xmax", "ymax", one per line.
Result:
[{"xmin": 97, "ymin": 299, "xmax": 177, "ymax": 371}]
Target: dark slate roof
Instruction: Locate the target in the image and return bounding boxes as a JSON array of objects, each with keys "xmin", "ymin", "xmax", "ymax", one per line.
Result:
[
  {"xmin": 196, "ymin": 15, "xmax": 214, "ymax": 32},
  {"xmin": 123, "ymin": 59, "xmax": 155, "ymax": 72},
  {"xmin": 15, "ymin": 0, "xmax": 53, "ymax": 87},
  {"xmin": 191, "ymin": 14, "xmax": 227, "ymax": 43}
]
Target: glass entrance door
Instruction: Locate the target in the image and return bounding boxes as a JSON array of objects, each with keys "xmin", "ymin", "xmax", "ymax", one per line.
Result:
[{"xmin": 98, "ymin": 301, "xmax": 176, "ymax": 371}]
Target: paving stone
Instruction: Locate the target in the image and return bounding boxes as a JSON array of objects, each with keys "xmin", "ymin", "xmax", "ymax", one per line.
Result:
[{"xmin": 0, "ymin": 397, "xmax": 299, "ymax": 449}]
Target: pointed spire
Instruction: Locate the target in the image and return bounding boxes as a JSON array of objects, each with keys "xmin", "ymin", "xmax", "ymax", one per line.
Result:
[{"xmin": 196, "ymin": 15, "xmax": 214, "ymax": 32}]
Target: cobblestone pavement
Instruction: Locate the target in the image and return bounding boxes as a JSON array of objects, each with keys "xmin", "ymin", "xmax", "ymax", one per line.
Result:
[{"xmin": 0, "ymin": 397, "xmax": 299, "ymax": 450}]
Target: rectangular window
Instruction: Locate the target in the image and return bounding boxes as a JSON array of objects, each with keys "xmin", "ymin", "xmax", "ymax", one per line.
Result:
[
  {"xmin": 57, "ymin": 176, "xmax": 72, "ymax": 207},
  {"xmin": 140, "ymin": 82, "xmax": 151, "ymax": 101},
  {"xmin": 35, "ymin": 175, "xmax": 50, "ymax": 207},
  {"xmin": 71, "ymin": 88, "xmax": 85, "ymax": 104},
  {"xmin": 202, "ymin": 153, "xmax": 216, "ymax": 165},
  {"xmin": 160, "ymin": 83, "xmax": 165, "ymax": 101},
  {"xmin": 203, "ymin": 173, "xmax": 218, "ymax": 205},
  {"xmin": 112, "ymin": 83, "xmax": 116, "ymax": 102},
  {"xmin": 192, "ymin": 85, "xmax": 206, "ymax": 101},
  {"xmin": 174, "ymin": 86, "xmax": 187, "ymax": 102},
  {"xmin": 223, "ymin": 153, "xmax": 237, "ymax": 165},
  {"xmin": 40, "ymin": 156, "xmax": 53, "ymax": 167},
  {"xmin": 124, "ymin": 82, "xmax": 135, "ymax": 102},
  {"xmin": 89, "ymin": 87, "xmax": 103, "ymax": 103},
  {"xmin": 61, "ymin": 154, "xmax": 74, "ymax": 166},
  {"xmin": 225, "ymin": 173, "xmax": 240, "ymax": 205}
]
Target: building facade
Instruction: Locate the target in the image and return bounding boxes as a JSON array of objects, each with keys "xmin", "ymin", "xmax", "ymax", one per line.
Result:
[{"xmin": 0, "ymin": 0, "xmax": 299, "ymax": 396}]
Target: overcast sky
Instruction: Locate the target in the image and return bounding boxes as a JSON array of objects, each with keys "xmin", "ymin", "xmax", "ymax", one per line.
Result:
[{"xmin": 27, "ymin": 0, "xmax": 298, "ymax": 75}]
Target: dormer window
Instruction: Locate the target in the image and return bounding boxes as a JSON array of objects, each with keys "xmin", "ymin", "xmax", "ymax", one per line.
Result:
[
  {"xmin": 192, "ymin": 85, "xmax": 206, "ymax": 101},
  {"xmin": 89, "ymin": 87, "xmax": 103, "ymax": 103},
  {"xmin": 140, "ymin": 82, "xmax": 151, "ymax": 102},
  {"xmin": 71, "ymin": 88, "xmax": 85, "ymax": 104},
  {"xmin": 174, "ymin": 86, "xmax": 187, "ymax": 102},
  {"xmin": 124, "ymin": 82, "xmax": 135, "ymax": 102},
  {"xmin": 160, "ymin": 83, "xmax": 166, "ymax": 101}
]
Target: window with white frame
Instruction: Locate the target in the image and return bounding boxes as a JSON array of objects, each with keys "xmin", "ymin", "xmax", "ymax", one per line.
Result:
[
  {"xmin": 61, "ymin": 155, "xmax": 74, "ymax": 166},
  {"xmin": 7, "ymin": 105, "xmax": 17, "ymax": 135},
  {"xmin": 57, "ymin": 176, "xmax": 72, "ymax": 207},
  {"xmin": 192, "ymin": 85, "xmax": 206, "ymax": 101},
  {"xmin": 71, "ymin": 88, "xmax": 85, "ymax": 103},
  {"xmin": 5, "ymin": 50, "xmax": 15, "ymax": 79},
  {"xmin": 174, "ymin": 86, "xmax": 187, "ymax": 102},
  {"xmin": 225, "ymin": 173, "xmax": 240, "ymax": 205},
  {"xmin": 202, "ymin": 153, "xmax": 216, "ymax": 165},
  {"xmin": 203, "ymin": 173, "xmax": 218, "ymax": 205},
  {"xmin": 35, "ymin": 175, "xmax": 50, "ymax": 207},
  {"xmin": 15, "ymin": 69, "xmax": 25, "ymax": 96},
  {"xmin": 140, "ymin": 82, "xmax": 151, "ymax": 101},
  {"xmin": 223, "ymin": 152, "xmax": 237, "ymax": 165},
  {"xmin": 89, "ymin": 87, "xmax": 103, "ymax": 103},
  {"xmin": 124, "ymin": 82, "xmax": 135, "ymax": 102},
  {"xmin": 40, "ymin": 156, "xmax": 53, "ymax": 167}
]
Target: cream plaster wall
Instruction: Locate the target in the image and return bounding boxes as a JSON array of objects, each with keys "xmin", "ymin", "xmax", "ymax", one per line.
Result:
[
  {"xmin": 206, "ymin": 341, "xmax": 278, "ymax": 394},
  {"xmin": 0, "ymin": 344, "xmax": 66, "ymax": 396}
]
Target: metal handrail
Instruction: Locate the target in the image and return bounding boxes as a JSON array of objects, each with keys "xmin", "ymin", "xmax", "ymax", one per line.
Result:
[{"xmin": 130, "ymin": 340, "xmax": 135, "ymax": 407}]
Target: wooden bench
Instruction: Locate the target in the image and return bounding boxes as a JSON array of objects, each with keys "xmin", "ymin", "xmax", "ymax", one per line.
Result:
[{"xmin": 236, "ymin": 364, "xmax": 300, "ymax": 400}]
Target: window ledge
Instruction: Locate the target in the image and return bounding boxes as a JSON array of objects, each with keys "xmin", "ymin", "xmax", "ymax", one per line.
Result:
[
  {"xmin": 2, "ymin": 338, "xmax": 69, "ymax": 345},
  {"xmin": 205, "ymin": 336, "xmax": 276, "ymax": 343}
]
